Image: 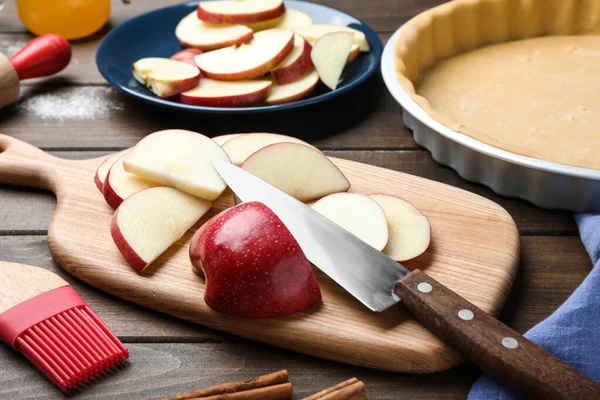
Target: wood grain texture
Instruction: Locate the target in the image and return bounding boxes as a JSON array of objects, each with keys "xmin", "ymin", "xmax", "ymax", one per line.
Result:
[
  {"xmin": 0, "ymin": 53, "xmax": 19, "ymax": 108},
  {"xmin": 0, "ymin": 262, "xmax": 68, "ymax": 314},
  {"xmin": 0, "ymin": 134, "xmax": 519, "ymax": 373},
  {"xmin": 395, "ymin": 270, "xmax": 600, "ymax": 400}
]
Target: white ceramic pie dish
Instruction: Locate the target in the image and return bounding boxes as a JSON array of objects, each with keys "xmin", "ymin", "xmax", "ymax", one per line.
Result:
[{"xmin": 382, "ymin": 25, "xmax": 600, "ymax": 213}]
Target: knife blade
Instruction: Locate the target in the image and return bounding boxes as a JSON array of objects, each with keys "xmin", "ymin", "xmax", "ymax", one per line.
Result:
[{"xmin": 212, "ymin": 158, "xmax": 600, "ymax": 400}]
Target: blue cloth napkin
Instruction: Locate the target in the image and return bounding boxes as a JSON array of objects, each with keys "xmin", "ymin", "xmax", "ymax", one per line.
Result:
[{"xmin": 468, "ymin": 213, "xmax": 600, "ymax": 399}]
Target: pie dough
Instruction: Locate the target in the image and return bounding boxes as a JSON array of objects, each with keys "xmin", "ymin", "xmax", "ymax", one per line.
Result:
[{"xmin": 394, "ymin": 0, "xmax": 600, "ymax": 170}]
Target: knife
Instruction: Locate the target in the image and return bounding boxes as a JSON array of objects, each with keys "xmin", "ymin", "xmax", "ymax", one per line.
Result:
[{"xmin": 212, "ymin": 159, "xmax": 600, "ymax": 400}]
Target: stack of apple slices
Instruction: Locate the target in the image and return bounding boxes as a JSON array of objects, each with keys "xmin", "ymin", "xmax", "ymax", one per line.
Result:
[{"xmin": 132, "ymin": 0, "xmax": 371, "ymax": 107}]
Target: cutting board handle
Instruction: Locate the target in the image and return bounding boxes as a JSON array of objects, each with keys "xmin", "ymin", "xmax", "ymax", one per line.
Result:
[
  {"xmin": 0, "ymin": 134, "xmax": 63, "ymax": 192},
  {"xmin": 395, "ymin": 270, "xmax": 600, "ymax": 400}
]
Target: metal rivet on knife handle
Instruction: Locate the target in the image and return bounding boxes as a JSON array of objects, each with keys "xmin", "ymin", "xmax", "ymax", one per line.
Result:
[
  {"xmin": 458, "ymin": 309, "xmax": 474, "ymax": 321},
  {"xmin": 502, "ymin": 337, "xmax": 519, "ymax": 350},
  {"xmin": 417, "ymin": 282, "xmax": 432, "ymax": 293}
]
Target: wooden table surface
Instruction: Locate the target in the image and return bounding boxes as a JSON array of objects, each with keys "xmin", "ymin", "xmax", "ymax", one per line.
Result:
[{"xmin": 0, "ymin": 1, "xmax": 591, "ymax": 399}]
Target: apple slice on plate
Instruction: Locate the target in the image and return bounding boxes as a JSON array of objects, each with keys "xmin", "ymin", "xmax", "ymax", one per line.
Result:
[
  {"xmin": 347, "ymin": 44, "xmax": 361, "ymax": 63},
  {"xmin": 222, "ymin": 132, "xmax": 314, "ymax": 166},
  {"xmin": 212, "ymin": 133, "xmax": 244, "ymax": 146},
  {"xmin": 123, "ymin": 129, "xmax": 231, "ymax": 201},
  {"xmin": 190, "ymin": 201, "xmax": 322, "ymax": 318},
  {"xmin": 266, "ymin": 69, "xmax": 319, "ymax": 105},
  {"xmin": 246, "ymin": 8, "xmax": 312, "ymax": 32},
  {"xmin": 103, "ymin": 153, "xmax": 159, "ymax": 209},
  {"xmin": 370, "ymin": 194, "xmax": 431, "ymax": 261},
  {"xmin": 94, "ymin": 151, "xmax": 126, "ymax": 192},
  {"xmin": 170, "ymin": 48, "xmax": 203, "ymax": 66},
  {"xmin": 175, "ymin": 11, "xmax": 253, "ymax": 51},
  {"xmin": 311, "ymin": 32, "xmax": 353, "ymax": 90},
  {"xmin": 241, "ymin": 142, "xmax": 350, "ymax": 202},
  {"xmin": 197, "ymin": 0, "xmax": 285, "ymax": 24},
  {"xmin": 111, "ymin": 187, "xmax": 212, "ymax": 273},
  {"xmin": 312, "ymin": 193, "xmax": 389, "ymax": 251},
  {"xmin": 294, "ymin": 24, "xmax": 370, "ymax": 52},
  {"xmin": 271, "ymin": 34, "xmax": 312, "ymax": 85},
  {"xmin": 133, "ymin": 58, "xmax": 201, "ymax": 98},
  {"xmin": 194, "ymin": 29, "xmax": 293, "ymax": 81},
  {"xmin": 181, "ymin": 79, "xmax": 272, "ymax": 107}
]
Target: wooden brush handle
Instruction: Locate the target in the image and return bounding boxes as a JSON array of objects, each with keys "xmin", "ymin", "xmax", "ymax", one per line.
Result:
[
  {"xmin": 0, "ymin": 262, "xmax": 69, "ymax": 314},
  {"xmin": 0, "ymin": 53, "xmax": 20, "ymax": 108},
  {"xmin": 395, "ymin": 270, "xmax": 600, "ymax": 400},
  {"xmin": 0, "ymin": 134, "xmax": 63, "ymax": 192}
]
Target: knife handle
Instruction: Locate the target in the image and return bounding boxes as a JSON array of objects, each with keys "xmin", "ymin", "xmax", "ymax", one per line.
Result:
[{"xmin": 394, "ymin": 270, "xmax": 600, "ymax": 400}]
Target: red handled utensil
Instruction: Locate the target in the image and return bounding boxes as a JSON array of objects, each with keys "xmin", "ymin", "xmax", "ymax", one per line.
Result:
[
  {"xmin": 0, "ymin": 34, "xmax": 71, "ymax": 108},
  {"xmin": 0, "ymin": 262, "xmax": 128, "ymax": 392}
]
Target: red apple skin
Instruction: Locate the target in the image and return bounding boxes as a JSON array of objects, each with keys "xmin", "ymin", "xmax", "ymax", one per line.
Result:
[
  {"xmin": 170, "ymin": 48, "xmax": 204, "ymax": 66},
  {"xmin": 197, "ymin": 2, "xmax": 286, "ymax": 24},
  {"xmin": 190, "ymin": 201, "xmax": 322, "ymax": 318},
  {"xmin": 180, "ymin": 82, "xmax": 271, "ymax": 107},
  {"xmin": 102, "ymin": 167, "xmax": 125, "ymax": 209},
  {"xmin": 94, "ymin": 172, "xmax": 104, "ymax": 192},
  {"xmin": 271, "ymin": 40, "xmax": 312, "ymax": 85},
  {"xmin": 111, "ymin": 208, "xmax": 148, "ymax": 273}
]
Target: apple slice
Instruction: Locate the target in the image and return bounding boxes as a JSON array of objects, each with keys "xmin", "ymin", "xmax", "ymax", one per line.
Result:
[
  {"xmin": 212, "ymin": 133, "xmax": 244, "ymax": 146},
  {"xmin": 197, "ymin": 0, "xmax": 285, "ymax": 24},
  {"xmin": 294, "ymin": 24, "xmax": 370, "ymax": 52},
  {"xmin": 311, "ymin": 32, "xmax": 353, "ymax": 91},
  {"xmin": 181, "ymin": 79, "xmax": 272, "ymax": 107},
  {"xmin": 271, "ymin": 34, "xmax": 312, "ymax": 85},
  {"xmin": 347, "ymin": 44, "xmax": 361, "ymax": 63},
  {"xmin": 170, "ymin": 48, "xmax": 203, "ymax": 66},
  {"xmin": 369, "ymin": 194, "xmax": 431, "ymax": 261},
  {"xmin": 266, "ymin": 69, "xmax": 319, "ymax": 105},
  {"xmin": 312, "ymin": 193, "xmax": 389, "ymax": 251},
  {"xmin": 111, "ymin": 187, "xmax": 212, "ymax": 273},
  {"xmin": 222, "ymin": 132, "xmax": 315, "ymax": 166},
  {"xmin": 241, "ymin": 142, "xmax": 350, "ymax": 202},
  {"xmin": 133, "ymin": 58, "xmax": 201, "ymax": 98},
  {"xmin": 123, "ymin": 129, "xmax": 231, "ymax": 201},
  {"xmin": 102, "ymin": 153, "xmax": 159, "ymax": 209},
  {"xmin": 194, "ymin": 29, "xmax": 294, "ymax": 81},
  {"xmin": 246, "ymin": 9, "xmax": 312, "ymax": 31},
  {"xmin": 175, "ymin": 11, "xmax": 253, "ymax": 51},
  {"xmin": 94, "ymin": 151, "xmax": 126, "ymax": 192},
  {"xmin": 190, "ymin": 201, "xmax": 322, "ymax": 318}
]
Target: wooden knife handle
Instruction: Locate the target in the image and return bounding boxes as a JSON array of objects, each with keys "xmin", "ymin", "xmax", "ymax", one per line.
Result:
[{"xmin": 394, "ymin": 270, "xmax": 600, "ymax": 400}]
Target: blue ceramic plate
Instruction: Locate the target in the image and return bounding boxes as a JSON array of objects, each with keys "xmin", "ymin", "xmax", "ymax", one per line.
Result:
[{"xmin": 96, "ymin": 0, "xmax": 382, "ymax": 113}]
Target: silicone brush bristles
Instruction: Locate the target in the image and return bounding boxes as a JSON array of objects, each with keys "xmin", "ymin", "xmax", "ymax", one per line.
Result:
[
  {"xmin": 0, "ymin": 286, "xmax": 128, "ymax": 392},
  {"xmin": 16, "ymin": 306, "xmax": 128, "ymax": 391}
]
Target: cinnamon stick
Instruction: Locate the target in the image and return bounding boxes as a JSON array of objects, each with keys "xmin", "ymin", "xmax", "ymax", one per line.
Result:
[
  {"xmin": 161, "ymin": 370, "xmax": 289, "ymax": 400},
  {"xmin": 302, "ymin": 378, "xmax": 368, "ymax": 400},
  {"xmin": 189, "ymin": 382, "xmax": 292, "ymax": 400}
]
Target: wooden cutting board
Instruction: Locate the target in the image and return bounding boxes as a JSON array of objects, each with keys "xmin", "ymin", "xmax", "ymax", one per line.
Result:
[{"xmin": 0, "ymin": 134, "xmax": 519, "ymax": 374}]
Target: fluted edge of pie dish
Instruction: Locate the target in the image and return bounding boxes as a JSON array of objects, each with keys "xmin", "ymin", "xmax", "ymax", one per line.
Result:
[{"xmin": 381, "ymin": 0, "xmax": 600, "ymax": 213}]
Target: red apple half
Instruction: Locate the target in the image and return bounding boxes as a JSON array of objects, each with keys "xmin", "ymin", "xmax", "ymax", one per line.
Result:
[
  {"xmin": 271, "ymin": 34, "xmax": 312, "ymax": 85},
  {"xmin": 197, "ymin": 0, "xmax": 285, "ymax": 24},
  {"xmin": 170, "ymin": 48, "xmax": 204, "ymax": 66},
  {"xmin": 112, "ymin": 187, "xmax": 212, "ymax": 273},
  {"xmin": 190, "ymin": 201, "xmax": 322, "ymax": 318},
  {"xmin": 181, "ymin": 79, "xmax": 272, "ymax": 107},
  {"xmin": 194, "ymin": 29, "xmax": 294, "ymax": 81},
  {"xmin": 133, "ymin": 57, "xmax": 201, "ymax": 98},
  {"xmin": 369, "ymin": 194, "xmax": 431, "ymax": 261},
  {"xmin": 240, "ymin": 142, "xmax": 350, "ymax": 202},
  {"xmin": 266, "ymin": 69, "xmax": 319, "ymax": 105},
  {"xmin": 175, "ymin": 11, "xmax": 253, "ymax": 51}
]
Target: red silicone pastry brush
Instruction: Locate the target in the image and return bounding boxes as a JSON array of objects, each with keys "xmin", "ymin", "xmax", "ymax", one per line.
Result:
[{"xmin": 0, "ymin": 262, "xmax": 128, "ymax": 392}]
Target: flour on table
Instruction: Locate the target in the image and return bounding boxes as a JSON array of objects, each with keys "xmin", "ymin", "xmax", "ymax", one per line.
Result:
[
  {"xmin": 18, "ymin": 87, "xmax": 124, "ymax": 121},
  {"xmin": 0, "ymin": 40, "xmax": 28, "ymax": 57}
]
